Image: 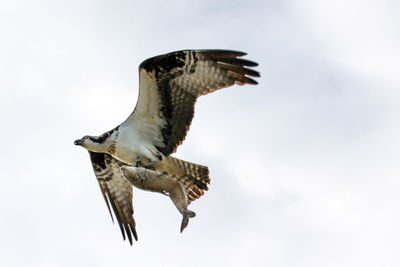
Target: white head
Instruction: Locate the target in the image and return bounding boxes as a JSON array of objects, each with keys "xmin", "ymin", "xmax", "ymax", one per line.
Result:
[{"xmin": 74, "ymin": 135, "xmax": 108, "ymax": 153}]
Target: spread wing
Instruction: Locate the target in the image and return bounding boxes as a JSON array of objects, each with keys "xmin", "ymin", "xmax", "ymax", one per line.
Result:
[
  {"xmin": 122, "ymin": 49, "xmax": 260, "ymax": 156},
  {"xmin": 89, "ymin": 152, "xmax": 138, "ymax": 244}
]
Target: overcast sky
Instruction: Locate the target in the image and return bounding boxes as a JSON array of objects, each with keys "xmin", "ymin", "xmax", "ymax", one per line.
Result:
[{"xmin": 1, "ymin": 0, "xmax": 399, "ymax": 266}]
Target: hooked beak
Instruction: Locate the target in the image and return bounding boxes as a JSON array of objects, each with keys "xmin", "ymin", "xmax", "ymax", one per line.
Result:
[{"xmin": 74, "ymin": 139, "xmax": 84, "ymax": 146}]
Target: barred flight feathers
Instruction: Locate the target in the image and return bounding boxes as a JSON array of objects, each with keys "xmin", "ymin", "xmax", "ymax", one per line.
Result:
[
  {"xmin": 123, "ymin": 49, "xmax": 260, "ymax": 156},
  {"xmin": 89, "ymin": 152, "xmax": 138, "ymax": 244}
]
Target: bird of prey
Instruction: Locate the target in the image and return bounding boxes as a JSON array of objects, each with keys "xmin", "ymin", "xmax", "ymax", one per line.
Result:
[{"xmin": 74, "ymin": 49, "xmax": 260, "ymax": 244}]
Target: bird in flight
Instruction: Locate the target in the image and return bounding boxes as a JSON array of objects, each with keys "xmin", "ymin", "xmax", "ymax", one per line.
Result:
[{"xmin": 74, "ymin": 49, "xmax": 260, "ymax": 244}]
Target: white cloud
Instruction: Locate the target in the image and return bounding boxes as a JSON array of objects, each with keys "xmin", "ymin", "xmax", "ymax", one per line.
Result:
[
  {"xmin": 230, "ymin": 156, "xmax": 281, "ymax": 198},
  {"xmin": 65, "ymin": 77, "xmax": 137, "ymax": 127},
  {"xmin": 291, "ymin": 0, "xmax": 400, "ymax": 86}
]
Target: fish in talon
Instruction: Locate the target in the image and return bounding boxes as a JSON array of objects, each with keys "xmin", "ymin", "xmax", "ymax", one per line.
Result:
[{"xmin": 121, "ymin": 166, "xmax": 196, "ymax": 232}]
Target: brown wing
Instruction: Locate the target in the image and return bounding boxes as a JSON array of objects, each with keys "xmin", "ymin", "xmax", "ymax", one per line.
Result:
[
  {"xmin": 122, "ymin": 49, "xmax": 260, "ymax": 156},
  {"xmin": 89, "ymin": 152, "xmax": 138, "ymax": 244}
]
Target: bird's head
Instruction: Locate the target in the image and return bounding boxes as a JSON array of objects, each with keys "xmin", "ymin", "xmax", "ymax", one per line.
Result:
[{"xmin": 74, "ymin": 135, "xmax": 105, "ymax": 152}]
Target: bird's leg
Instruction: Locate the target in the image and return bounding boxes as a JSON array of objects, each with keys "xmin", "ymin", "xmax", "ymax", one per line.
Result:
[
  {"xmin": 136, "ymin": 158, "xmax": 144, "ymax": 167},
  {"xmin": 136, "ymin": 157, "xmax": 158, "ymax": 170},
  {"xmin": 135, "ymin": 159, "xmax": 148, "ymax": 181},
  {"xmin": 134, "ymin": 159, "xmax": 163, "ymax": 182},
  {"xmin": 138, "ymin": 172, "xmax": 147, "ymax": 182},
  {"xmin": 142, "ymin": 161, "xmax": 158, "ymax": 169}
]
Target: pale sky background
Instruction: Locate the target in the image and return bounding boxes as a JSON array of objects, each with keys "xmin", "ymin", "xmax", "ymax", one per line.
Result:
[{"xmin": 1, "ymin": 0, "xmax": 399, "ymax": 266}]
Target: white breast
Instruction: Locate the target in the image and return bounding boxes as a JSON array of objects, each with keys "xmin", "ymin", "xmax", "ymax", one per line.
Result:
[{"xmin": 114, "ymin": 125, "xmax": 160, "ymax": 165}]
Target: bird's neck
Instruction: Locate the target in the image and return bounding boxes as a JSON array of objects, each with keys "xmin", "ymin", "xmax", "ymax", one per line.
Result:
[{"xmin": 86, "ymin": 141, "xmax": 110, "ymax": 153}]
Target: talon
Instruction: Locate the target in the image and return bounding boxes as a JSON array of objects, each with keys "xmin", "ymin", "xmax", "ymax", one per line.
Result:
[
  {"xmin": 136, "ymin": 159, "xmax": 157, "ymax": 169},
  {"xmin": 136, "ymin": 159, "xmax": 143, "ymax": 167},
  {"xmin": 138, "ymin": 172, "xmax": 147, "ymax": 182},
  {"xmin": 145, "ymin": 161, "xmax": 157, "ymax": 167}
]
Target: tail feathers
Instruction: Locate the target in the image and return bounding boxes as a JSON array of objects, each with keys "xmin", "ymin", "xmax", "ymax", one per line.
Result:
[{"xmin": 168, "ymin": 157, "xmax": 210, "ymax": 203}]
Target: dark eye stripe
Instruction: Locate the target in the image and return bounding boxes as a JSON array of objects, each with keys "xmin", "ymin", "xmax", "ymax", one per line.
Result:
[{"xmin": 89, "ymin": 137, "xmax": 102, "ymax": 143}]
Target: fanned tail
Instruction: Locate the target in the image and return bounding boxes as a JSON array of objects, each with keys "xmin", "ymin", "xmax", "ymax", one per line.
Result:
[{"xmin": 153, "ymin": 156, "xmax": 210, "ymax": 203}]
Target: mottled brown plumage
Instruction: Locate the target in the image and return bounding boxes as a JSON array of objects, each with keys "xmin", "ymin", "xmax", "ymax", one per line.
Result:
[
  {"xmin": 75, "ymin": 49, "xmax": 259, "ymax": 244},
  {"xmin": 89, "ymin": 152, "xmax": 137, "ymax": 244},
  {"xmin": 128, "ymin": 50, "xmax": 260, "ymax": 156}
]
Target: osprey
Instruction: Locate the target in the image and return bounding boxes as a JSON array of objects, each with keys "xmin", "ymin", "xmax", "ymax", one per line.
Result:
[{"xmin": 74, "ymin": 49, "xmax": 260, "ymax": 244}]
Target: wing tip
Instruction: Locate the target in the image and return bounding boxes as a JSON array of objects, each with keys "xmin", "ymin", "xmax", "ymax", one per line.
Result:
[
  {"xmin": 227, "ymin": 70, "xmax": 260, "ymax": 85},
  {"xmin": 197, "ymin": 49, "xmax": 247, "ymax": 58},
  {"xmin": 105, "ymin": 190, "xmax": 138, "ymax": 245},
  {"xmin": 120, "ymin": 221, "xmax": 138, "ymax": 246},
  {"xmin": 248, "ymin": 79, "xmax": 259, "ymax": 85}
]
